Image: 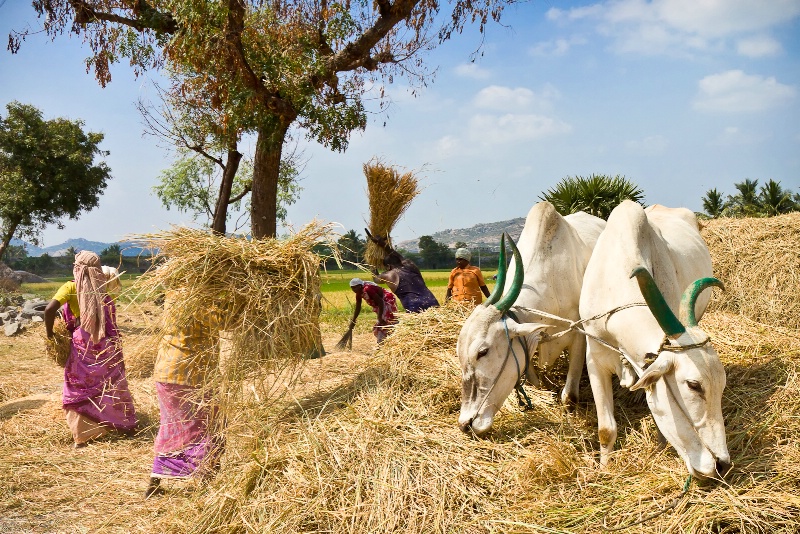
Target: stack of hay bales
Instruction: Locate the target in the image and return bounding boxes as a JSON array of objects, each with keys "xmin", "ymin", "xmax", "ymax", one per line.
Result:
[
  {"xmin": 703, "ymin": 212, "xmax": 800, "ymax": 329},
  {"xmin": 363, "ymin": 158, "xmax": 420, "ymax": 271}
]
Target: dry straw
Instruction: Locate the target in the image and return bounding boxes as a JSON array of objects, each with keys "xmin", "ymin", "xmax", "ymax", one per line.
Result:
[
  {"xmin": 42, "ymin": 317, "xmax": 70, "ymax": 367},
  {"xmin": 363, "ymin": 158, "xmax": 421, "ymax": 270},
  {"xmin": 702, "ymin": 212, "xmax": 800, "ymax": 329}
]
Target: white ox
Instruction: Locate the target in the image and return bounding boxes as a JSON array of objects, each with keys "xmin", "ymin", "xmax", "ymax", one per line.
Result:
[
  {"xmin": 579, "ymin": 200, "xmax": 731, "ymax": 479},
  {"xmin": 101, "ymin": 266, "xmax": 123, "ymax": 298},
  {"xmin": 458, "ymin": 201, "xmax": 605, "ymax": 436}
]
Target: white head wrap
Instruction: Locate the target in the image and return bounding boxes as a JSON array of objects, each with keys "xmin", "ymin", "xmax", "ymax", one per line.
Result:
[
  {"xmin": 350, "ymin": 278, "xmax": 364, "ymax": 287},
  {"xmin": 455, "ymin": 248, "xmax": 471, "ymax": 261}
]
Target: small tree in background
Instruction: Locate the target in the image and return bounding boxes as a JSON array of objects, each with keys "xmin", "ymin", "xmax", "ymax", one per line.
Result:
[
  {"xmin": 702, "ymin": 188, "xmax": 727, "ymax": 218},
  {"xmin": 759, "ymin": 179, "xmax": 797, "ymax": 216},
  {"xmin": 337, "ymin": 230, "xmax": 366, "ymax": 266},
  {"xmin": 0, "ymin": 102, "xmax": 111, "ymax": 259},
  {"xmin": 418, "ymin": 236, "xmax": 450, "ymax": 269},
  {"xmin": 726, "ymin": 179, "xmax": 761, "ymax": 217},
  {"xmin": 540, "ymin": 174, "xmax": 645, "ymax": 220}
]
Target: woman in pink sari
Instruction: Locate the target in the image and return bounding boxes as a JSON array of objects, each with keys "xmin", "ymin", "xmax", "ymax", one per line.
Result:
[{"xmin": 44, "ymin": 251, "xmax": 137, "ymax": 447}]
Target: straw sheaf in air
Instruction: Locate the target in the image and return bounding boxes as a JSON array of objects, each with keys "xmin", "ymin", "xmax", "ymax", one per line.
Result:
[
  {"xmin": 364, "ymin": 158, "xmax": 421, "ymax": 270},
  {"xmin": 702, "ymin": 212, "xmax": 800, "ymax": 329}
]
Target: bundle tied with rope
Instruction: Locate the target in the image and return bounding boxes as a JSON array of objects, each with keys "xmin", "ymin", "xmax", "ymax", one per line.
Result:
[{"xmin": 363, "ymin": 158, "xmax": 420, "ymax": 272}]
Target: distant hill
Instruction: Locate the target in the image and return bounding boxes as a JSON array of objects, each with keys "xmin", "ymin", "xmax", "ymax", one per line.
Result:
[
  {"xmin": 394, "ymin": 217, "xmax": 526, "ymax": 252},
  {"xmin": 10, "ymin": 238, "xmax": 150, "ymax": 258}
]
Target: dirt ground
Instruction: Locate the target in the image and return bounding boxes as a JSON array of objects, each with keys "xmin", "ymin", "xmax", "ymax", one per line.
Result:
[{"xmin": 0, "ymin": 313, "xmax": 378, "ymax": 534}]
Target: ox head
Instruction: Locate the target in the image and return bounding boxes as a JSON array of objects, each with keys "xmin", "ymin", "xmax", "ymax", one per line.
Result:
[
  {"xmin": 101, "ymin": 266, "xmax": 123, "ymax": 297},
  {"xmin": 629, "ymin": 266, "xmax": 731, "ymax": 480},
  {"xmin": 457, "ymin": 233, "xmax": 549, "ymax": 436}
]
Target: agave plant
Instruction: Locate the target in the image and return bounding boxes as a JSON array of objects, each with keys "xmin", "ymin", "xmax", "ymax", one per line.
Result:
[{"xmin": 540, "ymin": 174, "xmax": 645, "ymax": 220}]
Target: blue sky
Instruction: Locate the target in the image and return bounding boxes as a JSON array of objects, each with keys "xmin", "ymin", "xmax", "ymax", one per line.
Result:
[{"xmin": 1, "ymin": 0, "xmax": 799, "ymax": 247}]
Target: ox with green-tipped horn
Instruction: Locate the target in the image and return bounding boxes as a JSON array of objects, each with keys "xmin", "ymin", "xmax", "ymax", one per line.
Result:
[
  {"xmin": 630, "ymin": 266, "xmax": 724, "ymax": 337},
  {"xmin": 484, "ymin": 232, "xmax": 524, "ymax": 312}
]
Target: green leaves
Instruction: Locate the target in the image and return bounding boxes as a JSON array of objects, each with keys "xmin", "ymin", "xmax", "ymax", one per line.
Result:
[
  {"xmin": 540, "ymin": 174, "xmax": 645, "ymax": 220},
  {"xmin": 0, "ymin": 102, "xmax": 111, "ymax": 257}
]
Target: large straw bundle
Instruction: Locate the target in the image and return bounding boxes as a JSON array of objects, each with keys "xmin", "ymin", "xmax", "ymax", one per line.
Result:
[
  {"xmin": 125, "ymin": 223, "xmax": 336, "ymax": 487},
  {"xmin": 364, "ymin": 158, "xmax": 421, "ymax": 270},
  {"xmin": 703, "ymin": 212, "xmax": 800, "ymax": 329}
]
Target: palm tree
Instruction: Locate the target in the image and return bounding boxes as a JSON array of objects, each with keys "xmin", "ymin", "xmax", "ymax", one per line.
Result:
[
  {"xmin": 541, "ymin": 174, "xmax": 645, "ymax": 220},
  {"xmin": 337, "ymin": 230, "xmax": 365, "ymax": 265},
  {"xmin": 727, "ymin": 179, "xmax": 761, "ymax": 216},
  {"xmin": 759, "ymin": 179, "xmax": 797, "ymax": 216},
  {"xmin": 702, "ymin": 188, "xmax": 727, "ymax": 218}
]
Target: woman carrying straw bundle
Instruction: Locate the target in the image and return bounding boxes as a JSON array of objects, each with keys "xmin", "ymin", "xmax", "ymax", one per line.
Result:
[
  {"xmin": 366, "ymin": 229, "xmax": 439, "ymax": 313},
  {"xmin": 43, "ymin": 251, "xmax": 138, "ymax": 448},
  {"xmin": 144, "ymin": 291, "xmax": 223, "ymax": 498},
  {"xmin": 348, "ymin": 278, "xmax": 398, "ymax": 344}
]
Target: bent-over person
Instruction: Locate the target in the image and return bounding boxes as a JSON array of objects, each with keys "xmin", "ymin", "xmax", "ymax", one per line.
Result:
[
  {"xmin": 348, "ymin": 278, "xmax": 398, "ymax": 343},
  {"xmin": 43, "ymin": 251, "xmax": 138, "ymax": 448}
]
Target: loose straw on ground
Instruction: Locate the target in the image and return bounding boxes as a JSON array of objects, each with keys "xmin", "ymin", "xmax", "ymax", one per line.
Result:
[{"xmin": 364, "ymin": 158, "xmax": 421, "ymax": 270}]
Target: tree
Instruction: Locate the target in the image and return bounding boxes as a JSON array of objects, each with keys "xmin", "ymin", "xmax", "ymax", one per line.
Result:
[
  {"xmin": 418, "ymin": 236, "xmax": 450, "ymax": 269},
  {"xmin": 702, "ymin": 188, "xmax": 727, "ymax": 218},
  {"xmin": 540, "ymin": 174, "xmax": 645, "ymax": 220},
  {"xmin": 12, "ymin": 0, "xmax": 510, "ymax": 238},
  {"xmin": 1, "ymin": 244, "xmax": 27, "ymax": 263},
  {"xmin": 759, "ymin": 179, "xmax": 797, "ymax": 216},
  {"xmin": 337, "ymin": 230, "xmax": 366, "ymax": 266},
  {"xmin": 726, "ymin": 179, "xmax": 761, "ymax": 217},
  {"xmin": 454, "ymin": 241, "xmax": 468, "ymax": 250},
  {"xmin": 100, "ymin": 243, "xmax": 122, "ymax": 262},
  {"xmin": 0, "ymin": 102, "xmax": 111, "ymax": 259}
]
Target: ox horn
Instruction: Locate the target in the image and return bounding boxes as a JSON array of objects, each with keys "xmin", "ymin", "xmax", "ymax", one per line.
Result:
[
  {"xmin": 494, "ymin": 233, "xmax": 524, "ymax": 313},
  {"xmin": 630, "ymin": 266, "xmax": 686, "ymax": 337},
  {"xmin": 484, "ymin": 234, "xmax": 506, "ymax": 307},
  {"xmin": 680, "ymin": 277, "xmax": 724, "ymax": 327}
]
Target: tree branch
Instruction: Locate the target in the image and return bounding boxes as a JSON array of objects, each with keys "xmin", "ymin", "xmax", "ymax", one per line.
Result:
[{"xmin": 69, "ymin": 0, "xmax": 178, "ymax": 34}]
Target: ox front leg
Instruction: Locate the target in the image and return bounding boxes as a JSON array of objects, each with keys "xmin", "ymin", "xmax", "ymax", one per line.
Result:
[
  {"xmin": 586, "ymin": 339, "xmax": 617, "ymax": 468},
  {"xmin": 561, "ymin": 333, "xmax": 586, "ymax": 412}
]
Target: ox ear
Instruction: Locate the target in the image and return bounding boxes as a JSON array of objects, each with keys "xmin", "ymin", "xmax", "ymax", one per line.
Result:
[
  {"xmin": 630, "ymin": 353, "xmax": 675, "ymax": 391},
  {"xmin": 506, "ymin": 320, "xmax": 549, "ymax": 341}
]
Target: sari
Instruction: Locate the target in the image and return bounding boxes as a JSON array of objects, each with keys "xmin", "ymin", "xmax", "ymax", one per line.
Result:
[{"xmin": 61, "ymin": 299, "xmax": 137, "ymax": 444}]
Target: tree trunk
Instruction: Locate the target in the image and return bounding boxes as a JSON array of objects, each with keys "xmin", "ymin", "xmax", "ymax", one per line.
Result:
[
  {"xmin": 211, "ymin": 147, "xmax": 243, "ymax": 235},
  {"xmin": 0, "ymin": 221, "xmax": 19, "ymax": 262},
  {"xmin": 251, "ymin": 120, "xmax": 292, "ymax": 239}
]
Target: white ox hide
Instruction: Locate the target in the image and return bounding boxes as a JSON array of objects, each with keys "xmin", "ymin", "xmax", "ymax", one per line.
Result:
[
  {"xmin": 579, "ymin": 200, "xmax": 731, "ymax": 479},
  {"xmin": 458, "ymin": 202, "xmax": 605, "ymax": 436}
]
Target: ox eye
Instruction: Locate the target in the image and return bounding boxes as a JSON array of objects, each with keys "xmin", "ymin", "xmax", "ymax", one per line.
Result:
[
  {"xmin": 476, "ymin": 348, "xmax": 489, "ymax": 359},
  {"xmin": 686, "ymin": 380, "xmax": 704, "ymax": 395}
]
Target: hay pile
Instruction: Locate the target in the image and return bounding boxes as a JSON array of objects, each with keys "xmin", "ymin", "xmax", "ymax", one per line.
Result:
[
  {"xmin": 155, "ymin": 293, "xmax": 800, "ymax": 534},
  {"xmin": 703, "ymin": 212, "xmax": 800, "ymax": 329},
  {"xmin": 363, "ymin": 158, "xmax": 421, "ymax": 270}
]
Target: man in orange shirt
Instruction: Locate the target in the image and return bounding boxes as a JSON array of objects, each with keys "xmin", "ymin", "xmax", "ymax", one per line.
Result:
[{"xmin": 445, "ymin": 248, "xmax": 491, "ymax": 304}]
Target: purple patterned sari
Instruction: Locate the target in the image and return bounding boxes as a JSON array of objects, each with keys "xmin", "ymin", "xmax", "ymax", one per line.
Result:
[
  {"xmin": 61, "ymin": 300, "xmax": 138, "ymax": 434},
  {"xmin": 152, "ymin": 382, "xmax": 223, "ymax": 479}
]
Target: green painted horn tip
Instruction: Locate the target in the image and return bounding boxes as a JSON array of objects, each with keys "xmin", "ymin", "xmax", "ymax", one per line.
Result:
[{"xmin": 699, "ymin": 277, "xmax": 725, "ymax": 291}]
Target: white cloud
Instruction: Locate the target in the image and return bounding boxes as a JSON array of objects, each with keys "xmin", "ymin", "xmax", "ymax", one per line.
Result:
[
  {"xmin": 472, "ymin": 85, "xmax": 561, "ymax": 112},
  {"xmin": 454, "ymin": 63, "xmax": 491, "ymax": 80},
  {"xmin": 737, "ymin": 35, "xmax": 783, "ymax": 57},
  {"xmin": 625, "ymin": 135, "xmax": 669, "ymax": 153},
  {"xmin": 710, "ymin": 126, "xmax": 764, "ymax": 145},
  {"xmin": 551, "ymin": 0, "xmax": 800, "ymax": 57},
  {"xmin": 467, "ymin": 114, "xmax": 572, "ymax": 145},
  {"xmin": 433, "ymin": 135, "xmax": 460, "ymax": 158},
  {"xmin": 529, "ymin": 36, "xmax": 587, "ymax": 56},
  {"xmin": 694, "ymin": 70, "xmax": 796, "ymax": 113}
]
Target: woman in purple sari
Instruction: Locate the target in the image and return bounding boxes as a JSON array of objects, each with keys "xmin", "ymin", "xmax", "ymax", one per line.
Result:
[
  {"xmin": 144, "ymin": 291, "xmax": 223, "ymax": 498},
  {"xmin": 44, "ymin": 251, "xmax": 137, "ymax": 448}
]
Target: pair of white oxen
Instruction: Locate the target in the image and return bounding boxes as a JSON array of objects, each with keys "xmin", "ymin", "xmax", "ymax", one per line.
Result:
[{"xmin": 457, "ymin": 200, "xmax": 731, "ymax": 480}]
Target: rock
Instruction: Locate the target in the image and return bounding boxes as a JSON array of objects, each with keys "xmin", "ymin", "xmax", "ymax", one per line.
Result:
[
  {"xmin": 0, "ymin": 311, "xmax": 11, "ymax": 321},
  {"xmin": 13, "ymin": 271, "xmax": 48, "ymax": 283},
  {"xmin": 31, "ymin": 315, "xmax": 44, "ymax": 323},
  {"xmin": 4, "ymin": 321, "xmax": 22, "ymax": 336}
]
